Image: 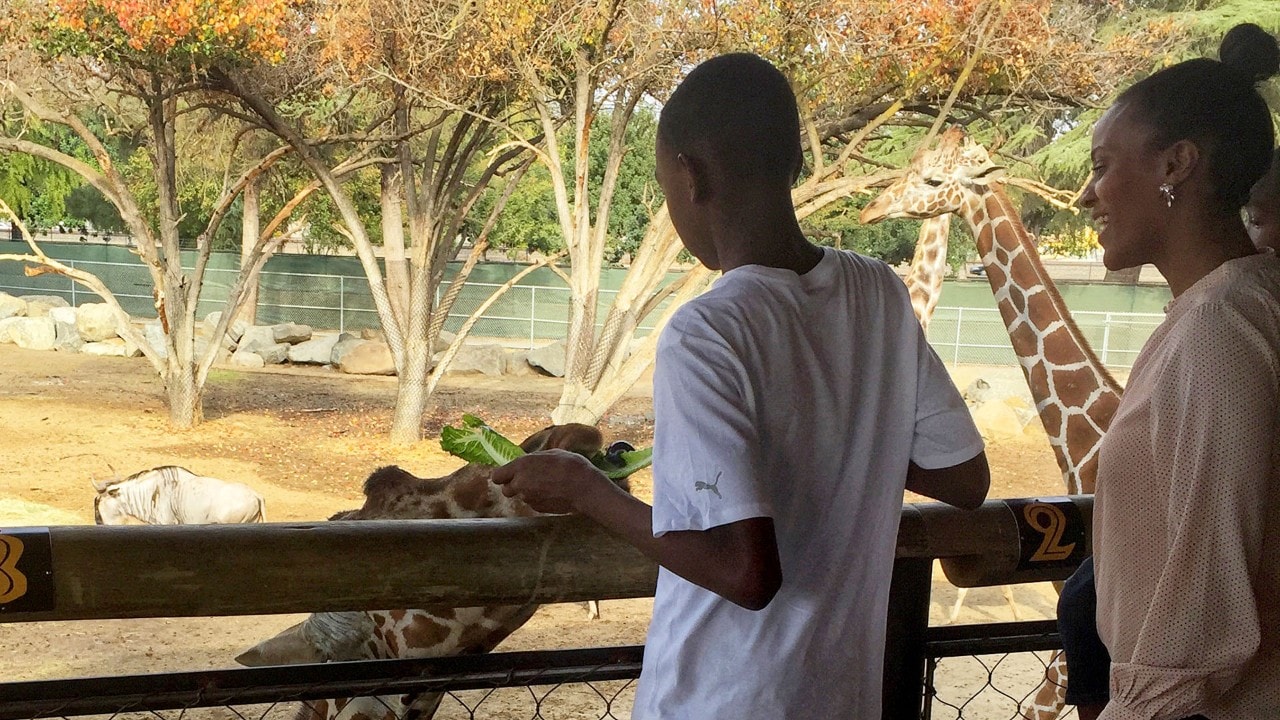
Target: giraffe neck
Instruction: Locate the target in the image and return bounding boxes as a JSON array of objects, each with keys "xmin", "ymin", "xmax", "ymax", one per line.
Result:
[
  {"xmin": 960, "ymin": 187, "xmax": 1123, "ymax": 494},
  {"xmin": 904, "ymin": 215, "xmax": 952, "ymax": 330}
]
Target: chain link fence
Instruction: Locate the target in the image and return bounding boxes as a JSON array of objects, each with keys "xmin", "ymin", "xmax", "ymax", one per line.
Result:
[
  {"xmin": 0, "ymin": 257, "xmax": 1162, "ymax": 366},
  {"xmin": 922, "ymin": 621, "xmax": 1074, "ymax": 720}
]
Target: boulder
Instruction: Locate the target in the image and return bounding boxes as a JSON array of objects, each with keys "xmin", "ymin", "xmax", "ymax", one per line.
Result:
[
  {"xmin": 359, "ymin": 327, "xmax": 384, "ymax": 341},
  {"xmin": 288, "ymin": 334, "xmax": 342, "ymax": 364},
  {"xmin": 53, "ymin": 320, "xmax": 84, "ymax": 352},
  {"xmin": 75, "ymin": 303, "xmax": 120, "ymax": 342},
  {"xmin": 203, "ymin": 311, "xmax": 249, "ymax": 343},
  {"xmin": 81, "ymin": 338, "xmax": 138, "ymax": 357},
  {"xmin": 339, "ymin": 340, "xmax": 396, "ymax": 375},
  {"xmin": 0, "ymin": 317, "xmax": 24, "ymax": 344},
  {"xmin": 434, "ymin": 329, "xmax": 457, "ymax": 354},
  {"xmin": 143, "ymin": 321, "xmax": 169, "ymax": 359},
  {"xmin": 48, "ymin": 306, "xmax": 77, "ymax": 325},
  {"xmin": 230, "ymin": 348, "xmax": 266, "ymax": 369},
  {"xmin": 257, "ymin": 342, "xmax": 290, "ymax": 365},
  {"xmin": 10, "ymin": 317, "xmax": 56, "ymax": 351},
  {"xmin": 526, "ymin": 340, "xmax": 566, "ymax": 377},
  {"xmin": 0, "ymin": 293, "xmax": 26, "ymax": 320},
  {"xmin": 503, "ymin": 350, "xmax": 540, "ymax": 377},
  {"xmin": 21, "ymin": 295, "xmax": 70, "ymax": 318},
  {"xmin": 272, "ymin": 322, "xmax": 312, "ymax": 344},
  {"xmin": 446, "ymin": 344, "xmax": 506, "ymax": 376},
  {"xmin": 237, "ymin": 325, "xmax": 278, "ymax": 354},
  {"xmin": 330, "ymin": 333, "xmax": 363, "ymax": 365}
]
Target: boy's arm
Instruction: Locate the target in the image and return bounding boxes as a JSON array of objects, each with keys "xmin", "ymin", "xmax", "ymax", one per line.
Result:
[
  {"xmin": 492, "ymin": 450, "xmax": 782, "ymax": 611},
  {"xmin": 906, "ymin": 451, "xmax": 990, "ymax": 510}
]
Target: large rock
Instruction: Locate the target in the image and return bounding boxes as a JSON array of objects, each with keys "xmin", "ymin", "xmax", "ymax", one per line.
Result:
[
  {"xmin": 503, "ymin": 350, "xmax": 540, "ymax": 377},
  {"xmin": 143, "ymin": 321, "xmax": 169, "ymax": 359},
  {"xmin": 434, "ymin": 329, "xmax": 457, "ymax": 354},
  {"xmin": 0, "ymin": 317, "xmax": 24, "ymax": 344},
  {"xmin": 21, "ymin": 295, "xmax": 70, "ymax": 318},
  {"xmin": 81, "ymin": 338, "xmax": 139, "ymax": 357},
  {"xmin": 257, "ymin": 342, "xmax": 290, "ymax": 365},
  {"xmin": 288, "ymin": 334, "xmax": 342, "ymax": 364},
  {"xmin": 53, "ymin": 320, "xmax": 84, "ymax": 352},
  {"xmin": 237, "ymin": 325, "xmax": 278, "ymax": 354},
  {"xmin": 526, "ymin": 340, "xmax": 566, "ymax": 377},
  {"xmin": 446, "ymin": 344, "xmax": 506, "ymax": 376},
  {"xmin": 339, "ymin": 340, "xmax": 396, "ymax": 375},
  {"xmin": 10, "ymin": 317, "xmax": 56, "ymax": 350},
  {"xmin": 48, "ymin": 306, "xmax": 77, "ymax": 325},
  {"xmin": 230, "ymin": 348, "xmax": 266, "ymax": 368},
  {"xmin": 330, "ymin": 333, "xmax": 363, "ymax": 365},
  {"xmin": 190, "ymin": 336, "xmax": 232, "ymax": 365},
  {"xmin": 0, "ymin": 294, "xmax": 26, "ymax": 320},
  {"xmin": 272, "ymin": 323, "xmax": 312, "ymax": 344},
  {"xmin": 76, "ymin": 303, "xmax": 120, "ymax": 342},
  {"xmin": 204, "ymin": 311, "xmax": 249, "ymax": 343}
]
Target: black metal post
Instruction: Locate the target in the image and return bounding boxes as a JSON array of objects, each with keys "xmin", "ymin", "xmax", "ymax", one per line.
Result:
[{"xmin": 882, "ymin": 557, "xmax": 933, "ymax": 720}]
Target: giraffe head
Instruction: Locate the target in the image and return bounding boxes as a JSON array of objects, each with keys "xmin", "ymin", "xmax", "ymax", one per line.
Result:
[
  {"xmin": 236, "ymin": 423, "xmax": 630, "ymax": 720},
  {"xmin": 860, "ymin": 126, "xmax": 1006, "ymax": 223}
]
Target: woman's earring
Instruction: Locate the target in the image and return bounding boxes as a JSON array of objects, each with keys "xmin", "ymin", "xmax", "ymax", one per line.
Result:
[{"xmin": 1159, "ymin": 183, "xmax": 1175, "ymax": 208}]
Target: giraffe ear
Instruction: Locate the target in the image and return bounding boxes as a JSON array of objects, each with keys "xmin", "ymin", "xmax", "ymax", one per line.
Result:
[{"xmin": 967, "ymin": 164, "xmax": 1007, "ymax": 183}]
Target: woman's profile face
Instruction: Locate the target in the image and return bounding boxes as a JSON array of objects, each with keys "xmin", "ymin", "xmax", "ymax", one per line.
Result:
[{"xmin": 1079, "ymin": 105, "xmax": 1172, "ymax": 271}]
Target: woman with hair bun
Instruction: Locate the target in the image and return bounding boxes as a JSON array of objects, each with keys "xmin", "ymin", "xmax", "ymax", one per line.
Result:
[{"xmin": 1056, "ymin": 22, "xmax": 1280, "ymax": 720}]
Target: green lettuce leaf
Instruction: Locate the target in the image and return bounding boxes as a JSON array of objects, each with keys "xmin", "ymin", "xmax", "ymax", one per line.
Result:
[
  {"xmin": 590, "ymin": 446, "xmax": 654, "ymax": 480},
  {"xmin": 439, "ymin": 414, "xmax": 526, "ymax": 466}
]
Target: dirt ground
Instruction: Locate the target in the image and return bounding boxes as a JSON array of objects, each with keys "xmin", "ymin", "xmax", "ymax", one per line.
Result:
[{"xmin": 0, "ymin": 344, "xmax": 1068, "ymax": 716}]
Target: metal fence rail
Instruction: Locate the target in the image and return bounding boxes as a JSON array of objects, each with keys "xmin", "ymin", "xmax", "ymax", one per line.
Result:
[
  {"xmin": 923, "ymin": 621, "xmax": 1073, "ymax": 720},
  {"xmin": 0, "ymin": 258, "xmax": 1163, "ymax": 366},
  {"xmin": 0, "ymin": 646, "xmax": 642, "ymax": 720}
]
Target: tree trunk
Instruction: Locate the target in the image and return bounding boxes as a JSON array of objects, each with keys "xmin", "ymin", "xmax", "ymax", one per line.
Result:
[
  {"xmin": 237, "ymin": 178, "xmax": 260, "ymax": 325},
  {"xmin": 381, "ymin": 163, "xmax": 411, "ymax": 331},
  {"xmin": 387, "ymin": 265, "xmax": 436, "ymax": 444},
  {"xmin": 165, "ymin": 334, "xmax": 204, "ymax": 428}
]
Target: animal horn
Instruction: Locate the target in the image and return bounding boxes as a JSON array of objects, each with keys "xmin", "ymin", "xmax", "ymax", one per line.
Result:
[{"xmin": 91, "ymin": 476, "xmax": 112, "ymax": 492}]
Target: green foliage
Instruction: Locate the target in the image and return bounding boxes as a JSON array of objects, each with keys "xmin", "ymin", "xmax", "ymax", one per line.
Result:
[
  {"xmin": 484, "ymin": 108, "xmax": 660, "ymax": 264},
  {"xmin": 440, "ymin": 414, "xmax": 527, "ymax": 466},
  {"xmin": 440, "ymin": 414, "xmax": 654, "ymax": 479}
]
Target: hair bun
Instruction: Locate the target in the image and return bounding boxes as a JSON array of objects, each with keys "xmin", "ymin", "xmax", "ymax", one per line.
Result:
[{"xmin": 1219, "ymin": 23, "xmax": 1280, "ymax": 83}]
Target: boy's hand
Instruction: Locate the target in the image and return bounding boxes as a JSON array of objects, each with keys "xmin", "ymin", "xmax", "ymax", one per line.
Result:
[{"xmin": 492, "ymin": 449, "xmax": 610, "ymax": 515}]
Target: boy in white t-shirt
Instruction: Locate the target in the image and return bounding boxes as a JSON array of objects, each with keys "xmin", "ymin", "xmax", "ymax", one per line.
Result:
[{"xmin": 493, "ymin": 53, "xmax": 988, "ymax": 718}]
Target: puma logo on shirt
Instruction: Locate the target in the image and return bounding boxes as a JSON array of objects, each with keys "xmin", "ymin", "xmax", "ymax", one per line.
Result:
[{"xmin": 695, "ymin": 471, "xmax": 723, "ymax": 499}]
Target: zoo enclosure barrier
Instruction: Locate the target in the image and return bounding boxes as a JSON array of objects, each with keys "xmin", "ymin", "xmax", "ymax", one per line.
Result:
[
  {"xmin": 0, "ymin": 496, "xmax": 1093, "ymax": 720},
  {"xmin": 0, "ymin": 257, "xmax": 1163, "ymax": 368}
]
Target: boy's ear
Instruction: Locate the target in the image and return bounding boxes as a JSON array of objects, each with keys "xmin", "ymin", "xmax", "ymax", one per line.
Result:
[{"xmin": 677, "ymin": 152, "xmax": 710, "ymax": 203}]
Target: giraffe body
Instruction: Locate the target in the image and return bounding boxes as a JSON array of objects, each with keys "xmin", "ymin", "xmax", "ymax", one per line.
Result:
[
  {"xmin": 862, "ymin": 127, "xmax": 1125, "ymax": 719},
  {"xmin": 237, "ymin": 424, "xmax": 613, "ymax": 720}
]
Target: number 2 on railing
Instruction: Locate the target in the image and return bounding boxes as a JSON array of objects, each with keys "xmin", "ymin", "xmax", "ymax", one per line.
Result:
[
  {"xmin": 0, "ymin": 534, "xmax": 28, "ymax": 604},
  {"xmin": 1022, "ymin": 503, "xmax": 1077, "ymax": 562}
]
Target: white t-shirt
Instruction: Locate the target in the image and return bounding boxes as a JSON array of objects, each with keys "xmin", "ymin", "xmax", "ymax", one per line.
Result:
[{"xmin": 632, "ymin": 247, "xmax": 983, "ymax": 719}]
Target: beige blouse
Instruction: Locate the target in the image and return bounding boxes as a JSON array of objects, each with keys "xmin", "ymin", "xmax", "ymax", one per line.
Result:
[{"xmin": 1094, "ymin": 251, "xmax": 1280, "ymax": 720}]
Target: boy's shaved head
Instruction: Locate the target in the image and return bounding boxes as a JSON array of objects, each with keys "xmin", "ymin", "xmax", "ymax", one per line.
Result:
[{"xmin": 658, "ymin": 53, "xmax": 803, "ymax": 186}]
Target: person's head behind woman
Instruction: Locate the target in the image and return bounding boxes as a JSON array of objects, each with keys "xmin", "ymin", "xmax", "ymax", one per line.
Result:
[
  {"xmin": 1081, "ymin": 24, "xmax": 1279, "ymax": 280},
  {"xmin": 1246, "ymin": 148, "xmax": 1280, "ymax": 251}
]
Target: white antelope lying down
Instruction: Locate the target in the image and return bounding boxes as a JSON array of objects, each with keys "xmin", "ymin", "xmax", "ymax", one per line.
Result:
[{"xmin": 92, "ymin": 466, "xmax": 266, "ymax": 525}]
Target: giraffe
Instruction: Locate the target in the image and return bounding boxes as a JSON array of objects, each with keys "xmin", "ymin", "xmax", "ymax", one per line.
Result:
[
  {"xmin": 236, "ymin": 423, "xmax": 620, "ymax": 720},
  {"xmin": 904, "ymin": 215, "xmax": 955, "ymax": 332},
  {"xmin": 860, "ymin": 126, "xmax": 1124, "ymax": 720}
]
